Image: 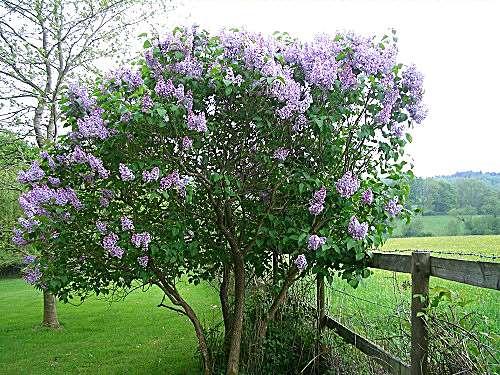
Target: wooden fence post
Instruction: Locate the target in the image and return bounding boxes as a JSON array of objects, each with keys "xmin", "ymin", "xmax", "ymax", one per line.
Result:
[
  {"xmin": 315, "ymin": 274, "xmax": 325, "ymax": 373},
  {"xmin": 411, "ymin": 251, "xmax": 430, "ymax": 375}
]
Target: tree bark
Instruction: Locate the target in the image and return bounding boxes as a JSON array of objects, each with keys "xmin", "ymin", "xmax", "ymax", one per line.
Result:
[
  {"xmin": 42, "ymin": 290, "xmax": 60, "ymax": 328},
  {"xmin": 220, "ymin": 264, "xmax": 232, "ymax": 358},
  {"xmin": 226, "ymin": 256, "xmax": 245, "ymax": 375}
]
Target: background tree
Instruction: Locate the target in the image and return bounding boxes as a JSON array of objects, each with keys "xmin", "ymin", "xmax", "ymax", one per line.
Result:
[
  {"xmin": 13, "ymin": 27, "xmax": 427, "ymax": 374},
  {"xmin": 0, "ymin": 0, "xmax": 173, "ymax": 328}
]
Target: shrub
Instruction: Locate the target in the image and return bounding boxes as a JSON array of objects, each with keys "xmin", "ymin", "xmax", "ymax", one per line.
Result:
[{"xmin": 12, "ymin": 26, "xmax": 426, "ymax": 374}]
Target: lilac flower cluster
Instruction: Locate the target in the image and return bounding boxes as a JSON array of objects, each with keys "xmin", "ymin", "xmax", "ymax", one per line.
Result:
[
  {"xmin": 121, "ymin": 216, "xmax": 134, "ymax": 231},
  {"xmin": 18, "ymin": 161, "xmax": 45, "ymax": 184},
  {"xmin": 47, "ymin": 177, "xmax": 60, "ymax": 186},
  {"xmin": 224, "ymin": 67, "xmax": 244, "ymax": 86},
  {"xmin": 23, "ymin": 254, "xmax": 36, "ymax": 264},
  {"xmin": 18, "ymin": 217, "xmax": 40, "ymax": 233},
  {"xmin": 12, "ymin": 228, "xmax": 27, "ymax": 246},
  {"xmin": 24, "ymin": 266, "xmax": 42, "ymax": 285},
  {"xmin": 390, "ymin": 123, "xmax": 405, "ymax": 138},
  {"xmin": 119, "ymin": 163, "xmax": 135, "ymax": 181},
  {"xmin": 131, "ymin": 232, "xmax": 151, "ymax": 250},
  {"xmin": 308, "ymin": 234, "xmax": 326, "ymax": 250},
  {"xmin": 385, "ymin": 197, "xmax": 403, "ymax": 217},
  {"xmin": 361, "ymin": 189, "xmax": 374, "ymax": 205},
  {"xmin": 187, "ymin": 111, "xmax": 208, "ymax": 132},
  {"xmin": 309, "ymin": 187, "xmax": 326, "ymax": 216},
  {"xmin": 141, "ymin": 94, "xmax": 154, "ymax": 112},
  {"xmin": 377, "ymin": 87, "xmax": 400, "ymax": 125},
  {"xmin": 294, "ymin": 254, "xmax": 307, "ymax": 272},
  {"xmin": 107, "ymin": 67, "xmax": 144, "ymax": 90},
  {"xmin": 102, "ymin": 232, "xmax": 124, "ymax": 259},
  {"xmin": 160, "ymin": 170, "xmax": 190, "ymax": 196},
  {"xmin": 19, "ymin": 185, "xmax": 82, "ymax": 218},
  {"xmin": 76, "ymin": 108, "xmax": 109, "ymax": 140},
  {"xmin": 182, "ymin": 136, "xmax": 193, "ymax": 150},
  {"xmin": 96, "ymin": 220, "xmax": 107, "ymax": 234},
  {"xmin": 100, "ymin": 189, "xmax": 114, "ymax": 207},
  {"xmin": 402, "ymin": 65, "xmax": 428, "ymax": 123},
  {"xmin": 120, "ymin": 112, "xmax": 132, "ymax": 123},
  {"xmin": 142, "ymin": 167, "xmax": 160, "ymax": 183},
  {"xmin": 335, "ymin": 172, "xmax": 360, "ymax": 198},
  {"xmin": 137, "ymin": 255, "xmax": 149, "ymax": 268},
  {"xmin": 40, "ymin": 151, "xmax": 56, "ymax": 170},
  {"xmin": 348, "ymin": 216, "xmax": 369, "ymax": 240},
  {"xmin": 68, "ymin": 82, "xmax": 96, "ymax": 110},
  {"xmin": 65, "ymin": 146, "xmax": 109, "ymax": 180},
  {"xmin": 273, "ymin": 148, "xmax": 290, "ymax": 161}
]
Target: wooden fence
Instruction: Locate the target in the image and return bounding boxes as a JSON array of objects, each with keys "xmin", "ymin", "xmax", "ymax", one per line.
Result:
[{"xmin": 316, "ymin": 251, "xmax": 500, "ymax": 375}]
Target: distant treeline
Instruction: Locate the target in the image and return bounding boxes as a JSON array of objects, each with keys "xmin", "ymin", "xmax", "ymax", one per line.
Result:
[
  {"xmin": 408, "ymin": 173, "xmax": 500, "ymax": 216},
  {"xmin": 396, "ymin": 173, "xmax": 500, "ymax": 237}
]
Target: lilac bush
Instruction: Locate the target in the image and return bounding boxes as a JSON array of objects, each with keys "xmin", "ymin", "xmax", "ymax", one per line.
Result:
[{"xmin": 12, "ymin": 26, "xmax": 426, "ymax": 375}]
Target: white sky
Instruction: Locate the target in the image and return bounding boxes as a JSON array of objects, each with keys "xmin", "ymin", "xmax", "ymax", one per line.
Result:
[{"xmin": 153, "ymin": 0, "xmax": 500, "ymax": 177}]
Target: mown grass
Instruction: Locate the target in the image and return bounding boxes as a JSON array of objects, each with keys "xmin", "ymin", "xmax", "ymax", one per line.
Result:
[
  {"xmin": 0, "ymin": 236, "xmax": 498, "ymax": 374},
  {"xmin": 0, "ymin": 279, "xmax": 218, "ymax": 375}
]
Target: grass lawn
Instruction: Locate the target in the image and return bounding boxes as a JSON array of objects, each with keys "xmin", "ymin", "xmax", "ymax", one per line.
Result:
[
  {"xmin": 326, "ymin": 235, "xmax": 500, "ymax": 362},
  {"xmin": 0, "ymin": 279, "xmax": 218, "ymax": 375}
]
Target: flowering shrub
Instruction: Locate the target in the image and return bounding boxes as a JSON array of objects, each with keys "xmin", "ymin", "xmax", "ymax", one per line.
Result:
[{"xmin": 13, "ymin": 26, "xmax": 426, "ymax": 374}]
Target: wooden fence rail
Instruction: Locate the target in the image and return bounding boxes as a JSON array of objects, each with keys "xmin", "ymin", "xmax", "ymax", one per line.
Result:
[{"xmin": 318, "ymin": 250, "xmax": 500, "ymax": 375}]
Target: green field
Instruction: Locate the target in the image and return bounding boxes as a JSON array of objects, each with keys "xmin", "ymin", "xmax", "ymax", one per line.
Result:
[
  {"xmin": 0, "ymin": 280, "xmax": 218, "ymax": 375},
  {"xmin": 327, "ymin": 235, "xmax": 500, "ymax": 364},
  {"xmin": 0, "ymin": 235, "xmax": 498, "ymax": 374},
  {"xmin": 393, "ymin": 214, "xmax": 497, "ymax": 237}
]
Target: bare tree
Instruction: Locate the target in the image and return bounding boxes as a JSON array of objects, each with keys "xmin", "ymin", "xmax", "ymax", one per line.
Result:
[{"xmin": 0, "ymin": 0, "xmax": 173, "ymax": 327}]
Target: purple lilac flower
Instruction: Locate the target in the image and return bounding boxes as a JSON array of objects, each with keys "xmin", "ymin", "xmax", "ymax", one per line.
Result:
[
  {"xmin": 377, "ymin": 87, "xmax": 400, "ymax": 124},
  {"xmin": 70, "ymin": 146, "xmax": 88, "ymax": 164},
  {"xmin": 121, "ymin": 216, "xmax": 134, "ymax": 231},
  {"xmin": 182, "ymin": 136, "xmax": 193, "ymax": 150},
  {"xmin": 142, "ymin": 167, "xmax": 160, "ymax": 183},
  {"xmin": 119, "ymin": 163, "xmax": 135, "ymax": 181},
  {"xmin": 224, "ymin": 67, "xmax": 244, "ymax": 86},
  {"xmin": 24, "ymin": 266, "xmax": 42, "ymax": 285},
  {"xmin": 402, "ymin": 64, "xmax": 424, "ymax": 102},
  {"xmin": 273, "ymin": 148, "xmax": 290, "ymax": 161},
  {"xmin": 12, "ymin": 228, "xmax": 27, "ymax": 246},
  {"xmin": 96, "ymin": 220, "xmax": 107, "ymax": 234},
  {"xmin": 385, "ymin": 197, "xmax": 403, "ymax": 217},
  {"xmin": 390, "ymin": 123, "xmax": 405, "ymax": 138},
  {"xmin": 348, "ymin": 216, "xmax": 369, "ymax": 240},
  {"xmin": 407, "ymin": 103, "xmax": 428, "ymax": 124},
  {"xmin": 102, "ymin": 232, "xmax": 124, "ymax": 259},
  {"xmin": 160, "ymin": 170, "xmax": 180, "ymax": 189},
  {"xmin": 18, "ymin": 161, "xmax": 45, "ymax": 184},
  {"xmin": 154, "ymin": 78, "xmax": 174, "ymax": 97},
  {"xmin": 87, "ymin": 154, "xmax": 109, "ymax": 179},
  {"xmin": 141, "ymin": 94, "xmax": 154, "ymax": 112},
  {"xmin": 293, "ymin": 114, "xmax": 308, "ymax": 132},
  {"xmin": 294, "ymin": 254, "xmax": 307, "ymax": 272},
  {"xmin": 131, "ymin": 232, "xmax": 151, "ymax": 249},
  {"xmin": 120, "ymin": 112, "xmax": 132, "ymax": 123},
  {"xmin": 68, "ymin": 82, "xmax": 96, "ymax": 110},
  {"xmin": 338, "ymin": 64, "xmax": 357, "ymax": 89},
  {"xmin": 308, "ymin": 234, "xmax": 326, "ymax": 250},
  {"xmin": 100, "ymin": 189, "xmax": 113, "ymax": 207},
  {"xmin": 47, "ymin": 177, "xmax": 60, "ymax": 186},
  {"xmin": 18, "ymin": 217, "xmax": 40, "ymax": 233},
  {"xmin": 309, "ymin": 187, "xmax": 326, "ymax": 216},
  {"xmin": 361, "ymin": 189, "xmax": 374, "ymax": 205},
  {"xmin": 137, "ymin": 255, "xmax": 149, "ymax": 268},
  {"xmin": 335, "ymin": 171, "xmax": 360, "ymax": 198},
  {"xmin": 187, "ymin": 111, "xmax": 208, "ymax": 132},
  {"xmin": 108, "ymin": 67, "xmax": 143, "ymax": 90},
  {"xmin": 40, "ymin": 151, "xmax": 56, "ymax": 170},
  {"xmin": 76, "ymin": 108, "xmax": 109, "ymax": 140},
  {"xmin": 23, "ymin": 255, "xmax": 36, "ymax": 264}
]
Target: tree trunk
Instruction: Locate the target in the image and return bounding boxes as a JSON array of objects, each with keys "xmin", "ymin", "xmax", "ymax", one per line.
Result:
[
  {"xmin": 42, "ymin": 290, "xmax": 60, "ymax": 328},
  {"xmin": 226, "ymin": 256, "xmax": 245, "ymax": 375},
  {"xmin": 220, "ymin": 264, "xmax": 232, "ymax": 358}
]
